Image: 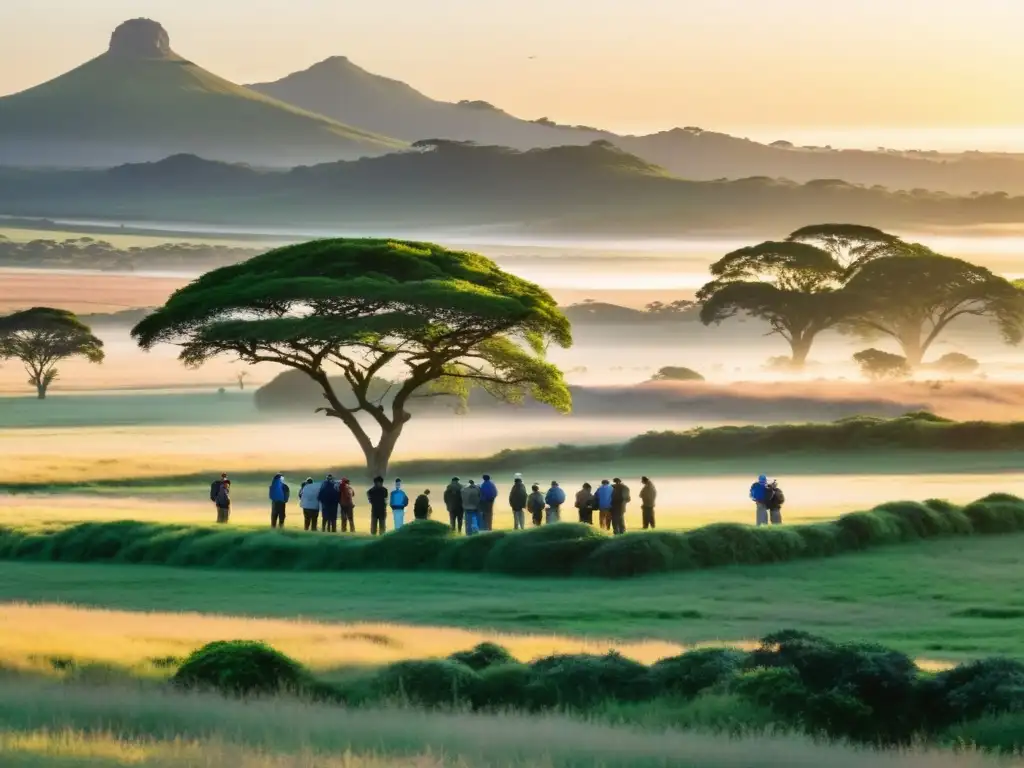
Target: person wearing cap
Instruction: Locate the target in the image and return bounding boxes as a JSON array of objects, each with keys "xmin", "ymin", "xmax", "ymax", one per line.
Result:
[
  {"xmin": 750, "ymin": 474, "xmax": 771, "ymax": 526},
  {"xmin": 444, "ymin": 477, "xmax": 464, "ymax": 533},
  {"xmin": 479, "ymin": 474, "xmax": 498, "ymax": 531},
  {"xmin": 508, "ymin": 474, "xmax": 528, "ymax": 530},
  {"xmin": 299, "ymin": 475, "xmax": 322, "ymax": 531}
]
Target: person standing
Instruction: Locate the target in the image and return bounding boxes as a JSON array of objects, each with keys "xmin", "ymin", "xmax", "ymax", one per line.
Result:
[
  {"xmin": 594, "ymin": 479, "xmax": 614, "ymax": 531},
  {"xmin": 210, "ymin": 473, "xmax": 228, "ymax": 520},
  {"xmin": 214, "ymin": 479, "xmax": 231, "ymax": 524},
  {"xmin": 575, "ymin": 483, "xmax": 595, "ymax": 525},
  {"xmin": 639, "ymin": 476, "xmax": 657, "ymax": 530},
  {"xmin": 299, "ymin": 476, "xmax": 322, "ymax": 531},
  {"xmin": 527, "ymin": 484, "xmax": 546, "ymax": 527},
  {"xmin": 318, "ymin": 474, "xmax": 341, "ymax": 533},
  {"xmin": 414, "ymin": 489, "xmax": 432, "ymax": 520},
  {"xmin": 367, "ymin": 476, "xmax": 389, "ymax": 536},
  {"xmin": 767, "ymin": 479, "xmax": 785, "ymax": 525},
  {"xmin": 508, "ymin": 474, "xmax": 528, "ymax": 530},
  {"xmin": 479, "ymin": 474, "xmax": 498, "ymax": 531},
  {"xmin": 461, "ymin": 479, "xmax": 481, "ymax": 535},
  {"xmin": 339, "ymin": 477, "xmax": 356, "ymax": 533},
  {"xmin": 750, "ymin": 474, "xmax": 771, "ymax": 526},
  {"xmin": 545, "ymin": 481, "xmax": 566, "ymax": 524},
  {"xmin": 444, "ymin": 477, "xmax": 464, "ymax": 533},
  {"xmin": 269, "ymin": 474, "xmax": 290, "ymax": 528},
  {"xmin": 610, "ymin": 478, "xmax": 630, "ymax": 535},
  {"xmin": 389, "ymin": 479, "xmax": 409, "ymax": 530}
]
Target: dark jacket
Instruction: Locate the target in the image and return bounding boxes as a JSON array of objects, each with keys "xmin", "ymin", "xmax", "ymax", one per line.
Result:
[
  {"xmin": 444, "ymin": 481, "xmax": 464, "ymax": 513},
  {"xmin": 527, "ymin": 491, "xmax": 546, "ymax": 514},
  {"xmin": 367, "ymin": 484, "xmax": 389, "ymax": 512},
  {"xmin": 639, "ymin": 481, "xmax": 657, "ymax": 508},
  {"xmin": 611, "ymin": 482, "xmax": 630, "ymax": 509},
  {"xmin": 414, "ymin": 494, "xmax": 432, "ymax": 519},
  {"xmin": 508, "ymin": 480, "xmax": 528, "ymax": 510},
  {"xmin": 575, "ymin": 489, "xmax": 594, "ymax": 510},
  {"xmin": 215, "ymin": 485, "xmax": 230, "ymax": 508},
  {"xmin": 210, "ymin": 479, "xmax": 224, "ymax": 503},
  {"xmin": 318, "ymin": 480, "xmax": 341, "ymax": 508}
]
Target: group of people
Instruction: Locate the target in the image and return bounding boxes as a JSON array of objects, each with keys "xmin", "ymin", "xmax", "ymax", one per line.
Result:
[{"xmin": 209, "ymin": 472, "xmax": 784, "ymax": 533}]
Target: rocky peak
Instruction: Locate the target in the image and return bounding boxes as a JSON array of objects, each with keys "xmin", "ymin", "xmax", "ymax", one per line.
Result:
[{"xmin": 108, "ymin": 18, "xmax": 174, "ymax": 58}]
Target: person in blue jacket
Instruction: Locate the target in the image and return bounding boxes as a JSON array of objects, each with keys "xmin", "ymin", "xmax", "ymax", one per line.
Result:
[
  {"xmin": 389, "ymin": 478, "xmax": 409, "ymax": 530},
  {"xmin": 750, "ymin": 474, "xmax": 771, "ymax": 526},
  {"xmin": 268, "ymin": 473, "xmax": 290, "ymax": 528},
  {"xmin": 593, "ymin": 479, "xmax": 614, "ymax": 530},
  {"xmin": 478, "ymin": 474, "xmax": 498, "ymax": 531},
  {"xmin": 544, "ymin": 480, "xmax": 566, "ymax": 524}
]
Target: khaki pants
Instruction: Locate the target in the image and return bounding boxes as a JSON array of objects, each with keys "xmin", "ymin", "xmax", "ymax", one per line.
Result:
[
  {"xmin": 755, "ymin": 502, "xmax": 769, "ymax": 526},
  {"xmin": 599, "ymin": 509, "xmax": 612, "ymax": 530},
  {"xmin": 216, "ymin": 506, "xmax": 230, "ymax": 524}
]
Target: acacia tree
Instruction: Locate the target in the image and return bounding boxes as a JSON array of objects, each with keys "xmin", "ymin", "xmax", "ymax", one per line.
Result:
[
  {"xmin": 0, "ymin": 307, "xmax": 104, "ymax": 399},
  {"xmin": 787, "ymin": 223, "xmax": 904, "ymax": 272},
  {"xmin": 697, "ymin": 241, "xmax": 849, "ymax": 367},
  {"xmin": 842, "ymin": 249, "xmax": 1024, "ymax": 367},
  {"xmin": 132, "ymin": 239, "xmax": 573, "ymax": 478}
]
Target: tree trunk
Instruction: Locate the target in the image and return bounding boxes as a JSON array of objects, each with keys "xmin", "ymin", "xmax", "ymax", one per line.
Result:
[
  {"xmin": 363, "ymin": 424, "xmax": 404, "ymax": 481},
  {"xmin": 789, "ymin": 334, "xmax": 814, "ymax": 368},
  {"xmin": 900, "ymin": 333, "xmax": 924, "ymax": 368},
  {"xmin": 36, "ymin": 382, "xmax": 47, "ymax": 400}
]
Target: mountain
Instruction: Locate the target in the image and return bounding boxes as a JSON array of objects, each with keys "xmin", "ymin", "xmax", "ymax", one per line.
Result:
[
  {"xmin": 248, "ymin": 56, "xmax": 607, "ymax": 150},
  {"xmin": 0, "ymin": 19, "xmax": 405, "ymax": 168},
  {"xmin": 3, "ymin": 140, "xmax": 1023, "ymax": 236},
  {"xmin": 251, "ymin": 55, "xmax": 1024, "ymax": 195}
]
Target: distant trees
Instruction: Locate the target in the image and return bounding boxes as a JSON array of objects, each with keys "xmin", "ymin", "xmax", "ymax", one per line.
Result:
[
  {"xmin": 852, "ymin": 349, "xmax": 911, "ymax": 381},
  {"xmin": 0, "ymin": 307, "xmax": 104, "ymax": 398},
  {"xmin": 699, "ymin": 224, "xmax": 1024, "ymax": 370},
  {"xmin": 0, "ymin": 236, "xmax": 259, "ymax": 270},
  {"xmin": 650, "ymin": 366, "xmax": 704, "ymax": 382}
]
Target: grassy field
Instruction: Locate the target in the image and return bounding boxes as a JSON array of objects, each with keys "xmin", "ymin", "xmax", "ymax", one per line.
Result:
[
  {"xmin": 2, "ymin": 531, "xmax": 1023, "ymax": 660},
  {"xmin": 0, "ymin": 683, "xmax": 1001, "ymax": 768}
]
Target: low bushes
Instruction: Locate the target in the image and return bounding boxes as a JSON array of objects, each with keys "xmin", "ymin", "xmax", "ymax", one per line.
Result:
[
  {"xmin": 2, "ymin": 494, "xmax": 1024, "ymax": 579},
  {"xmin": 171, "ymin": 633, "xmax": 1024, "ymax": 750}
]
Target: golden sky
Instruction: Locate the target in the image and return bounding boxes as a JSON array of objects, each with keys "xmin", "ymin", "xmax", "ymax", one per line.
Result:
[{"xmin": 1, "ymin": 0, "xmax": 1022, "ymax": 137}]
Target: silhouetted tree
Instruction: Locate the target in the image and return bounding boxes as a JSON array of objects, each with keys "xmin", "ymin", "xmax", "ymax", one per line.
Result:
[
  {"xmin": 132, "ymin": 239, "xmax": 572, "ymax": 478},
  {"xmin": 787, "ymin": 223, "xmax": 903, "ymax": 272},
  {"xmin": 0, "ymin": 307, "xmax": 104, "ymax": 399},
  {"xmin": 853, "ymin": 349, "xmax": 911, "ymax": 380},
  {"xmin": 650, "ymin": 366, "xmax": 704, "ymax": 382}
]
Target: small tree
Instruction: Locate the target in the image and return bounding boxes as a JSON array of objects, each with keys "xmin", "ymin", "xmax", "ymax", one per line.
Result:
[
  {"xmin": 931, "ymin": 352, "xmax": 980, "ymax": 374},
  {"xmin": 236, "ymin": 370, "xmax": 249, "ymax": 391},
  {"xmin": 645, "ymin": 299, "xmax": 696, "ymax": 316},
  {"xmin": 0, "ymin": 307, "xmax": 104, "ymax": 399},
  {"xmin": 650, "ymin": 366, "xmax": 704, "ymax": 382},
  {"xmin": 697, "ymin": 241, "xmax": 849, "ymax": 367},
  {"xmin": 843, "ymin": 249, "xmax": 1024, "ymax": 367},
  {"xmin": 132, "ymin": 239, "xmax": 572, "ymax": 478},
  {"xmin": 853, "ymin": 349, "xmax": 911, "ymax": 380}
]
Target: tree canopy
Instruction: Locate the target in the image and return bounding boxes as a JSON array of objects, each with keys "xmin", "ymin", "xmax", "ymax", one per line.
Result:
[
  {"xmin": 842, "ymin": 250, "xmax": 1024, "ymax": 366},
  {"xmin": 0, "ymin": 307, "xmax": 104, "ymax": 399},
  {"xmin": 132, "ymin": 238, "xmax": 573, "ymax": 476},
  {"xmin": 787, "ymin": 223, "xmax": 903, "ymax": 271}
]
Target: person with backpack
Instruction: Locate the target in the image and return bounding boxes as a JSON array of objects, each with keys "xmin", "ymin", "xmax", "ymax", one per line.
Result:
[
  {"xmin": 461, "ymin": 479, "xmax": 481, "ymax": 535},
  {"xmin": 414, "ymin": 489, "xmax": 432, "ymax": 520},
  {"xmin": 479, "ymin": 474, "xmax": 498, "ymax": 531},
  {"xmin": 318, "ymin": 474, "xmax": 341, "ymax": 533},
  {"xmin": 545, "ymin": 481, "xmax": 566, "ymax": 524},
  {"xmin": 444, "ymin": 477, "xmax": 464, "ymax": 533},
  {"xmin": 610, "ymin": 478, "xmax": 630, "ymax": 535},
  {"xmin": 594, "ymin": 479, "xmax": 614, "ymax": 530},
  {"xmin": 367, "ymin": 476, "xmax": 389, "ymax": 535},
  {"xmin": 210, "ymin": 473, "xmax": 227, "ymax": 520},
  {"xmin": 299, "ymin": 476, "xmax": 322, "ymax": 531},
  {"xmin": 214, "ymin": 479, "xmax": 231, "ymax": 524},
  {"xmin": 508, "ymin": 474, "xmax": 528, "ymax": 530},
  {"xmin": 527, "ymin": 484, "xmax": 546, "ymax": 527},
  {"xmin": 339, "ymin": 477, "xmax": 356, "ymax": 533},
  {"xmin": 269, "ymin": 474, "xmax": 290, "ymax": 528},
  {"xmin": 767, "ymin": 479, "xmax": 785, "ymax": 525},
  {"xmin": 575, "ymin": 482, "xmax": 595, "ymax": 525},
  {"xmin": 639, "ymin": 476, "xmax": 657, "ymax": 530},
  {"xmin": 389, "ymin": 479, "xmax": 409, "ymax": 530},
  {"xmin": 750, "ymin": 474, "xmax": 771, "ymax": 526}
]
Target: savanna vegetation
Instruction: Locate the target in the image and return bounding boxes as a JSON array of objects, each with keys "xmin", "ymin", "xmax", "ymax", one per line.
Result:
[
  {"xmin": 0, "ymin": 307, "xmax": 104, "ymax": 398},
  {"xmin": 0, "ymin": 234, "xmax": 261, "ymax": 270}
]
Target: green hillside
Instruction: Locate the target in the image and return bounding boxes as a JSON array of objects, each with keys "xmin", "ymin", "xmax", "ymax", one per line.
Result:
[{"xmin": 0, "ymin": 19, "xmax": 406, "ymax": 168}]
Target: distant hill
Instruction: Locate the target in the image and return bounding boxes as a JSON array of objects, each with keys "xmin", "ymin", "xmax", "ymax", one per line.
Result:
[
  {"xmin": 251, "ymin": 55, "xmax": 1024, "ymax": 194},
  {"xmin": 3, "ymin": 141, "xmax": 1024, "ymax": 235},
  {"xmin": 0, "ymin": 19, "xmax": 405, "ymax": 168}
]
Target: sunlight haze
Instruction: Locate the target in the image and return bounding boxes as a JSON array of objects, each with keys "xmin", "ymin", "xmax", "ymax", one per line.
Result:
[{"xmin": 1, "ymin": 0, "xmax": 1023, "ymax": 145}]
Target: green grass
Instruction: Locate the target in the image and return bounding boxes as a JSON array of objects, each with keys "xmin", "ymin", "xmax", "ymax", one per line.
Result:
[{"xmin": 3, "ymin": 532, "xmax": 1024, "ymax": 660}]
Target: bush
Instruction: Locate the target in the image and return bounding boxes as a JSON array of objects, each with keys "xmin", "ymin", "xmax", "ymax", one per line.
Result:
[
  {"xmin": 649, "ymin": 648, "xmax": 747, "ymax": 699},
  {"xmin": 528, "ymin": 652, "xmax": 653, "ymax": 709},
  {"xmin": 448, "ymin": 642, "xmax": 517, "ymax": 672},
  {"xmin": 171, "ymin": 641, "xmax": 311, "ymax": 697},
  {"xmin": 853, "ymin": 349, "xmax": 911, "ymax": 380},
  {"xmin": 484, "ymin": 524, "xmax": 606, "ymax": 577},
  {"xmin": 650, "ymin": 366, "xmax": 705, "ymax": 382},
  {"xmin": 931, "ymin": 352, "xmax": 980, "ymax": 374},
  {"xmin": 922, "ymin": 657, "xmax": 1024, "ymax": 728},
  {"xmin": 470, "ymin": 663, "xmax": 539, "ymax": 710},
  {"xmin": 576, "ymin": 533, "xmax": 684, "ymax": 577},
  {"xmin": 374, "ymin": 659, "xmax": 479, "ymax": 708}
]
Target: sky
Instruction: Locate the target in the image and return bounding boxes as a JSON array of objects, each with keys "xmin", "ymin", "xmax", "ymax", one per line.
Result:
[{"xmin": 1, "ymin": 0, "xmax": 1023, "ymax": 145}]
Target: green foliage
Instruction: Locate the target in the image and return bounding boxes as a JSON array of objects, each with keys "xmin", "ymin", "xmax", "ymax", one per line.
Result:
[
  {"xmin": 648, "ymin": 648, "xmax": 747, "ymax": 699},
  {"xmin": 650, "ymin": 366, "xmax": 705, "ymax": 382},
  {"xmin": 0, "ymin": 237, "xmax": 259, "ymax": 271},
  {"xmin": 470, "ymin": 663, "xmax": 539, "ymax": 710},
  {"xmin": 527, "ymin": 652, "xmax": 653, "ymax": 708},
  {"xmin": 852, "ymin": 348, "xmax": 911, "ymax": 380},
  {"xmin": 447, "ymin": 642, "xmax": 517, "ymax": 672},
  {"xmin": 374, "ymin": 659, "xmax": 479, "ymax": 707},
  {"xmin": 0, "ymin": 306, "xmax": 105, "ymax": 398},
  {"xmin": 172, "ymin": 640, "xmax": 312, "ymax": 697}
]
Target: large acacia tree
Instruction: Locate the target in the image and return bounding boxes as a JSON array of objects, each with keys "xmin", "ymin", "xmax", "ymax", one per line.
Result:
[
  {"xmin": 132, "ymin": 239, "xmax": 573, "ymax": 477},
  {"xmin": 697, "ymin": 241, "xmax": 850, "ymax": 367},
  {"xmin": 842, "ymin": 248, "xmax": 1024, "ymax": 367},
  {"xmin": 0, "ymin": 307, "xmax": 104, "ymax": 399},
  {"xmin": 787, "ymin": 223, "xmax": 903, "ymax": 272}
]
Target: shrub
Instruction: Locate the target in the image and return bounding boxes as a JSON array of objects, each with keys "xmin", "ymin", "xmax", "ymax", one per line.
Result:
[
  {"xmin": 650, "ymin": 366, "xmax": 705, "ymax": 382},
  {"xmin": 575, "ymin": 533, "xmax": 683, "ymax": 577},
  {"xmin": 922, "ymin": 657, "xmax": 1024, "ymax": 728},
  {"xmin": 528, "ymin": 652, "xmax": 653, "ymax": 709},
  {"xmin": 853, "ymin": 349, "xmax": 911, "ymax": 380},
  {"xmin": 649, "ymin": 648, "xmax": 747, "ymax": 699},
  {"xmin": 931, "ymin": 352, "xmax": 980, "ymax": 374},
  {"xmin": 171, "ymin": 641, "xmax": 311, "ymax": 697},
  {"xmin": 374, "ymin": 659, "xmax": 479, "ymax": 708},
  {"xmin": 484, "ymin": 524, "xmax": 606, "ymax": 577},
  {"xmin": 448, "ymin": 642, "xmax": 517, "ymax": 672},
  {"xmin": 470, "ymin": 663, "xmax": 539, "ymax": 710},
  {"xmin": 435, "ymin": 531, "xmax": 507, "ymax": 572}
]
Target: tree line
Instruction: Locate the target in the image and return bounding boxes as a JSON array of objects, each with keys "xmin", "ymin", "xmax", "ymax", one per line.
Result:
[{"xmin": 0, "ymin": 235, "xmax": 261, "ymax": 270}]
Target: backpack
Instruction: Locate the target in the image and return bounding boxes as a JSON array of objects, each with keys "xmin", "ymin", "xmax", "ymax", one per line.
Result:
[
  {"xmin": 770, "ymin": 485, "xmax": 785, "ymax": 507},
  {"xmin": 210, "ymin": 480, "xmax": 221, "ymax": 502}
]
